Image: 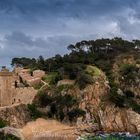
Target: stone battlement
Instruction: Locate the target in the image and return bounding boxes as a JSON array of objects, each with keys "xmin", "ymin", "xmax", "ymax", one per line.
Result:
[
  {"xmin": 0, "ymin": 72, "xmax": 13, "ymax": 76},
  {"xmin": 0, "ymin": 66, "xmax": 38, "ymax": 107},
  {"xmin": 0, "ymin": 66, "xmax": 13, "ymax": 76}
]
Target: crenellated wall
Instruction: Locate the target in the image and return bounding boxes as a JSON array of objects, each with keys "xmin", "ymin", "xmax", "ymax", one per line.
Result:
[{"xmin": 0, "ymin": 67, "xmax": 37, "ymax": 107}]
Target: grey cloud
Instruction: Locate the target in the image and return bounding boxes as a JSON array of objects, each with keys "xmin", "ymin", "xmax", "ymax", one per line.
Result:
[
  {"xmin": 0, "ymin": 32, "xmax": 72, "ymax": 62},
  {"xmin": 0, "ymin": 0, "xmax": 139, "ymax": 19},
  {"xmin": 0, "ymin": 0, "xmax": 140, "ymax": 66}
]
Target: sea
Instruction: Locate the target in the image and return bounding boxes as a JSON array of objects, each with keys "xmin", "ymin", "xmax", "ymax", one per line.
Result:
[{"xmin": 78, "ymin": 132, "xmax": 140, "ymax": 140}]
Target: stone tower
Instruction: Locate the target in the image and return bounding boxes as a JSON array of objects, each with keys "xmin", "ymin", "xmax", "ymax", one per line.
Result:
[{"xmin": 0, "ymin": 66, "xmax": 14, "ymax": 106}]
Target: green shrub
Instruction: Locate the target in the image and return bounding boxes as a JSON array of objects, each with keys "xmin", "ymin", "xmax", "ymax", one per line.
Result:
[
  {"xmin": 67, "ymin": 108, "xmax": 86, "ymax": 121},
  {"xmin": 119, "ymin": 64, "xmax": 138, "ymax": 81},
  {"xmin": 50, "ymin": 103, "xmax": 57, "ymax": 114},
  {"xmin": 109, "ymin": 93, "xmax": 125, "ymax": 107},
  {"xmin": 50, "ymin": 73, "xmax": 61, "ymax": 85},
  {"xmin": 0, "ymin": 119, "xmax": 7, "ymax": 128},
  {"xmin": 109, "ymin": 86, "xmax": 125, "ymax": 107},
  {"xmin": 27, "ymin": 104, "xmax": 41, "ymax": 119},
  {"xmin": 128, "ymin": 100, "xmax": 140, "ymax": 114},
  {"xmin": 124, "ymin": 90, "xmax": 135, "ymax": 98},
  {"xmin": 85, "ymin": 65, "xmax": 101, "ymax": 76},
  {"xmin": 33, "ymin": 82, "xmax": 44, "ymax": 90},
  {"xmin": 56, "ymin": 94, "xmax": 77, "ymax": 108},
  {"xmin": 0, "ymin": 132, "xmax": 20, "ymax": 140},
  {"xmin": 42, "ymin": 72, "xmax": 62, "ymax": 85},
  {"xmin": 57, "ymin": 84, "xmax": 74, "ymax": 92},
  {"xmin": 76, "ymin": 72, "xmax": 94, "ymax": 89},
  {"xmin": 37, "ymin": 91, "xmax": 53, "ymax": 107},
  {"xmin": 63, "ymin": 63, "xmax": 86, "ymax": 80},
  {"xmin": 45, "ymin": 93, "xmax": 79, "ymax": 121},
  {"xmin": 59, "ymin": 111, "xmax": 65, "ymax": 121}
]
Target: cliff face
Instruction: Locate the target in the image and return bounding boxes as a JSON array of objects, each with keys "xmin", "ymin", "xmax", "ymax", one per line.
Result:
[
  {"xmin": 78, "ymin": 76, "xmax": 109, "ymax": 122},
  {"xmin": 95, "ymin": 54, "xmax": 140, "ymax": 134},
  {"xmin": 69, "ymin": 62, "xmax": 140, "ymax": 134},
  {"xmin": 98, "ymin": 104, "xmax": 140, "ymax": 133},
  {"xmin": 0, "ymin": 65, "xmax": 139, "ymax": 137},
  {"xmin": 77, "ymin": 79, "xmax": 140, "ymax": 134},
  {"xmin": 0, "ymin": 104, "xmax": 31, "ymax": 128},
  {"xmin": 32, "ymin": 63, "xmax": 140, "ymax": 133}
]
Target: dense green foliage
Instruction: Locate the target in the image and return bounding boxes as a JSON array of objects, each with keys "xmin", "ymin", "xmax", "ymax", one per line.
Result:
[
  {"xmin": 109, "ymin": 86, "xmax": 125, "ymax": 107},
  {"xmin": 67, "ymin": 108, "xmax": 86, "ymax": 122},
  {"xmin": 0, "ymin": 119, "xmax": 7, "ymax": 128},
  {"xmin": 11, "ymin": 37, "xmax": 137, "ymax": 73},
  {"xmin": 119, "ymin": 64, "xmax": 138, "ymax": 82},
  {"xmin": 33, "ymin": 86, "xmax": 85, "ymax": 122},
  {"xmin": 27, "ymin": 104, "xmax": 42, "ymax": 119},
  {"xmin": 42, "ymin": 72, "xmax": 62, "ymax": 85},
  {"xmin": 76, "ymin": 71, "xmax": 94, "ymax": 89}
]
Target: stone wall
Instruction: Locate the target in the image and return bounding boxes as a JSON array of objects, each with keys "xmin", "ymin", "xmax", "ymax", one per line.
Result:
[
  {"xmin": 0, "ymin": 67, "xmax": 41, "ymax": 107},
  {"xmin": 12, "ymin": 87, "xmax": 37, "ymax": 105},
  {"xmin": 33, "ymin": 70, "xmax": 45, "ymax": 78},
  {"xmin": 57, "ymin": 79, "xmax": 75, "ymax": 86}
]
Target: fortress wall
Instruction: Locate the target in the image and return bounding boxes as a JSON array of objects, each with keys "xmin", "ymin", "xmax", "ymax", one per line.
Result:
[
  {"xmin": 12, "ymin": 87, "xmax": 37, "ymax": 105},
  {"xmin": 0, "ymin": 67, "xmax": 43, "ymax": 107},
  {"xmin": 33, "ymin": 70, "xmax": 45, "ymax": 77},
  {"xmin": 0, "ymin": 72, "xmax": 15, "ymax": 107},
  {"xmin": 26, "ymin": 78, "xmax": 41, "ymax": 86}
]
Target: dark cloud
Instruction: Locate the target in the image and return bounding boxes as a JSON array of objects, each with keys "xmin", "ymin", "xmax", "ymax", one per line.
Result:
[
  {"xmin": 0, "ymin": 0, "xmax": 140, "ymax": 66},
  {"xmin": 0, "ymin": 0, "xmax": 139, "ymax": 19},
  {"xmin": 0, "ymin": 31, "xmax": 78, "ymax": 64}
]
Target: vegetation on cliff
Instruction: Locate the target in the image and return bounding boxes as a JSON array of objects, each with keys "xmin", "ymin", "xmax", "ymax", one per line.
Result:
[
  {"xmin": 0, "ymin": 119, "xmax": 7, "ymax": 128},
  {"xmin": 31, "ymin": 84, "xmax": 86, "ymax": 122},
  {"xmin": 0, "ymin": 119, "xmax": 20, "ymax": 140},
  {"xmin": 12, "ymin": 37, "xmax": 140, "ymax": 122}
]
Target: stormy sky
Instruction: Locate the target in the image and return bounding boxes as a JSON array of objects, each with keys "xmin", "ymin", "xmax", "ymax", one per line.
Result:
[{"xmin": 0, "ymin": 0, "xmax": 140, "ymax": 66}]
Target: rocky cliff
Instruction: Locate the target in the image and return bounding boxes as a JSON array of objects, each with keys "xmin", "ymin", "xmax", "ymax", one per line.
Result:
[
  {"xmin": 76, "ymin": 75, "xmax": 140, "ymax": 134},
  {"xmin": 0, "ymin": 104, "xmax": 31, "ymax": 128},
  {"xmin": 75, "ymin": 54, "xmax": 140, "ymax": 134},
  {"xmin": 98, "ymin": 104, "xmax": 140, "ymax": 133},
  {"xmin": 2, "ymin": 55, "xmax": 140, "ymax": 137}
]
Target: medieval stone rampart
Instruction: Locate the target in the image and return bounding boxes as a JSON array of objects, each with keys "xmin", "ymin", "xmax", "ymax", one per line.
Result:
[{"xmin": 0, "ymin": 66, "xmax": 37, "ymax": 107}]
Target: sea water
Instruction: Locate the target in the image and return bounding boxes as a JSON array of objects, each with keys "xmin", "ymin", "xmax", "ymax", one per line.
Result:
[{"xmin": 78, "ymin": 132, "xmax": 140, "ymax": 140}]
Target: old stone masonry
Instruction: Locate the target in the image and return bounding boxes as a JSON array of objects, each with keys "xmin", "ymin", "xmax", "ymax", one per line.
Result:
[{"xmin": 0, "ymin": 66, "xmax": 45, "ymax": 107}]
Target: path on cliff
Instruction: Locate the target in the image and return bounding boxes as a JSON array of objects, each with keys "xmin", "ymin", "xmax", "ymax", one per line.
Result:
[
  {"xmin": 0, "ymin": 103, "xmax": 20, "ymax": 109},
  {"xmin": 39, "ymin": 80, "xmax": 50, "ymax": 91}
]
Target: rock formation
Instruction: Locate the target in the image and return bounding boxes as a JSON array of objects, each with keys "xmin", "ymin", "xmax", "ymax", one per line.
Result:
[{"xmin": 0, "ymin": 104, "xmax": 31, "ymax": 128}]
